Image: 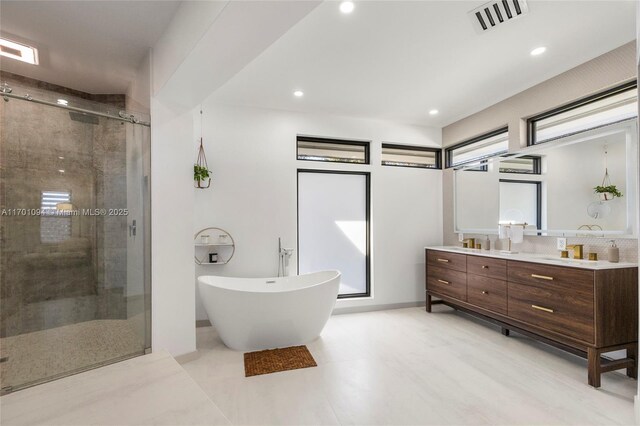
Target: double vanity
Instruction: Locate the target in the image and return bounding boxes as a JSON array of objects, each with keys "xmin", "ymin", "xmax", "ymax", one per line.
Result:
[{"xmin": 425, "ymin": 246, "xmax": 638, "ymax": 388}]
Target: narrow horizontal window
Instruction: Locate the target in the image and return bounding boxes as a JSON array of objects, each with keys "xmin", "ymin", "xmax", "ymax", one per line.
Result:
[
  {"xmin": 528, "ymin": 81, "xmax": 637, "ymax": 145},
  {"xmin": 297, "ymin": 136, "xmax": 369, "ymax": 164},
  {"xmin": 445, "ymin": 127, "xmax": 509, "ymax": 168},
  {"xmin": 499, "ymin": 155, "xmax": 541, "ymax": 174},
  {"xmin": 381, "ymin": 144, "xmax": 441, "ymax": 169}
]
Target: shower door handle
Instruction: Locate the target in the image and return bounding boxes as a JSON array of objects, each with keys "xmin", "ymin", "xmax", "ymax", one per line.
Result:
[{"xmin": 129, "ymin": 220, "xmax": 137, "ymax": 237}]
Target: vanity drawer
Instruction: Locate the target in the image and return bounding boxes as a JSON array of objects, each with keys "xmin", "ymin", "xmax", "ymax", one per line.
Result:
[
  {"xmin": 467, "ymin": 274, "xmax": 507, "ymax": 315},
  {"xmin": 427, "ymin": 265, "xmax": 467, "ymax": 301},
  {"xmin": 508, "ymin": 281, "xmax": 594, "ymax": 343},
  {"xmin": 507, "ymin": 260, "xmax": 594, "ymax": 287},
  {"xmin": 467, "ymin": 256, "xmax": 507, "ymax": 280},
  {"xmin": 427, "ymin": 250, "xmax": 466, "ymax": 273}
]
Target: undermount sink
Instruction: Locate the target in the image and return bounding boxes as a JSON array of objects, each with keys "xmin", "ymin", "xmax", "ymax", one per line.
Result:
[
  {"xmin": 444, "ymin": 246, "xmax": 479, "ymax": 252},
  {"xmin": 538, "ymin": 256, "xmax": 592, "ymax": 264}
]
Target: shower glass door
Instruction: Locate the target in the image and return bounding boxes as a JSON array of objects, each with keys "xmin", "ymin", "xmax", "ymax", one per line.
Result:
[{"xmin": 0, "ymin": 76, "xmax": 151, "ymax": 393}]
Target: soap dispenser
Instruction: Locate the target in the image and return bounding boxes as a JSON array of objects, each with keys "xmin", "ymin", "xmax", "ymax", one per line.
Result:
[
  {"xmin": 483, "ymin": 235, "xmax": 490, "ymax": 251},
  {"xmin": 607, "ymin": 240, "xmax": 619, "ymax": 263}
]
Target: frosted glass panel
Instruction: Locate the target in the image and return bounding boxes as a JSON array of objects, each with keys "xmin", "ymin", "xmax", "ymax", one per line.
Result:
[
  {"xmin": 499, "ymin": 181, "xmax": 539, "ymax": 227},
  {"xmin": 298, "ymin": 172, "xmax": 369, "ymax": 297}
]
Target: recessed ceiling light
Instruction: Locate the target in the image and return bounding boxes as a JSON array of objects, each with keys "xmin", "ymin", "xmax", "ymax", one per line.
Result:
[
  {"xmin": 340, "ymin": 1, "xmax": 355, "ymax": 14},
  {"xmin": 429, "ymin": 109, "xmax": 439, "ymax": 115},
  {"xmin": 58, "ymin": 156, "xmax": 65, "ymax": 160},
  {"xmin": 0, "ymin": 37, "xmax": 38, "ymax": 65},
  {"xmin": 293, "ymin": 90, "xmax": 304, "ymax": 97},
  {"xmin": 530, "ymin": 46, "xmax": 546, "ymax": 56},
  {"xmin": 58, "ymin": 169, "xmax": 65, "ymax": 173},
  {"xmin": 57, "ymin": 99, "xmax": 68, "ymax": 106}
]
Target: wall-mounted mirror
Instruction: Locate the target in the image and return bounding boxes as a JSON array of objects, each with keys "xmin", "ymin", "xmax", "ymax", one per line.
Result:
[{"xmin": 454, "ymin": 119, "xmax": 638, "ymax": 237}]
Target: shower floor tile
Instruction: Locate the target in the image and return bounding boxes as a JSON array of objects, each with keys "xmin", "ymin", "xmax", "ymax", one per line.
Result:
[{"xmin": 0, "ymin": 316, "xmax": 145, "ymax": 390}]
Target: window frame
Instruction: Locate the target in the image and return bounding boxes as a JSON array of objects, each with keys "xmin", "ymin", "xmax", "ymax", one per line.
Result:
[
  {"xmin": 296, "ymin": 135, "xmax": 370, "ymax": 165},
  {"xmin": 445, "ymin": 126, "xmax": 509, "ymax": 169},
  {"xmin": 296, "ymin": 169, "xmax": 371, "ymax": 299},
  {"xmin": 380, "ymin": 143, "xmax": 442, "ymax": 169},
  {"xmin": 499, "ymin": 155, "xmax": 541, "ymax": 175},
  {"xmin": 527, "ymin": 80, "xmax": 638, "ymax": 146},
  {"xmin": 498, "ymin": 179, "xmax": 542, "ymax": 230}
]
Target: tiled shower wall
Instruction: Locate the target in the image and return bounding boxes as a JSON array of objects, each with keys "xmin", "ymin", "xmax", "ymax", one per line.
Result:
[{"xmin": 0, "ymin": 72, "xmax": 128, "ymax": 337}]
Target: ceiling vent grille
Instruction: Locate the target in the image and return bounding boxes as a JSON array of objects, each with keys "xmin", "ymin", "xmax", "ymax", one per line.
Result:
[{"xmin": 469, "ymin": 0, "xmax": 529, "ymax": 33}]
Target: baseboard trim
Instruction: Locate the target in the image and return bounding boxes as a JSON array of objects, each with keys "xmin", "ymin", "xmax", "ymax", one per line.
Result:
[
  {"xmin": 196, "ymin": 319, "xmax": 211, "ymax": 328},
  {"xmin": 332, "ymin": 301, "xmax": 425, "ymax": 315},
  {"xmin": 174, "ymin": 350, "xmax": 200, "ymax": 364}
]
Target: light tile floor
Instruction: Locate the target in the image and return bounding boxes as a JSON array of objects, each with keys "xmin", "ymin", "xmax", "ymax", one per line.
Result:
[
  {"xmin": 181, "ymin": 306, "xmax": 638, "ymax": 425},
  {"xmin": 1, "ymin": 306, "xmax": 637, "ymax": 425},
  {"xmin": 0, "ymin": 350, "xmax": 230, "ymax": 426}
]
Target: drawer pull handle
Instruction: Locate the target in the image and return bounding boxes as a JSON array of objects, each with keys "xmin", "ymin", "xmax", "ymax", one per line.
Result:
[
  {"xmin": 437, "ymin": 258, "xmax": 450, "ymax": 263},
  {"xmin": 437, "ymin": 279, "xmax": 450, "ymax": 285},
  {"xmin": 481, "ymin": 265, "xmax": 488, "ymax": 269},
  {"xmin": 531, "ymin": 304, "xmax": 554, "ymax": 313},
  {"xmin": 482, "ymin": 291, "xmax": 489, "ymax": 295},
  {"xmin": 531, "ymin": 274, "xmax": 554, "ymax": 281}
]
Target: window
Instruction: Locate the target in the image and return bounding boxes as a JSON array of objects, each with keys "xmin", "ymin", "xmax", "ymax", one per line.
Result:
[
  {"xmin": 381, "ymin": 144, "xmax": 441, "ymax": 169},
  {"xmin": 445, "ymin": 127, "xmax": 509, "ymax": 168},
  {"xmin": 528, "ymin": 81, "xmax": 637, "ymax": 145},
  {"xmin": 499, "ymin": 156, "xmax": 541, "ymax": 174},
  {"xmin": 40, "ymin": 191, "xmax": 72, "ymax": 243},
  {"xmin": 297, "ymin": 170, "xmax": 370, "ymax": 298},
  {"xmin": 499, "ymin": 180, "xmax": 541, "ymax": 230},
  {"xmin": 297, "ymin": 136, "xmax": 369, "ymax": 164}
]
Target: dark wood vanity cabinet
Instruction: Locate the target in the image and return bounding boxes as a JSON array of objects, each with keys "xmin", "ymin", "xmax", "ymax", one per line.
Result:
[{"xmin": 426, "ymin": 249, "xmax": 638, "ymax": 388}]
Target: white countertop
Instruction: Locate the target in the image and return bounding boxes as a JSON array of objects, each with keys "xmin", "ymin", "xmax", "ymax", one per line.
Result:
[{"xmin": 425, "ymin": 246, "xmax": 637, "ymax": 270}]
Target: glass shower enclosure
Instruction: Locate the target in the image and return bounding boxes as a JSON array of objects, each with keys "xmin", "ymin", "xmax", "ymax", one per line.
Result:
[{"xmin": 0, "ymin": 74, "xmax": 151, "ymax": 393}]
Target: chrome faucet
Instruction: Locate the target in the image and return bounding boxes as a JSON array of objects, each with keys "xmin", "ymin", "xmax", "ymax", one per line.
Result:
[{"xmin": 277, "ymin": 237, "xmax": 294, "ymax": 277}]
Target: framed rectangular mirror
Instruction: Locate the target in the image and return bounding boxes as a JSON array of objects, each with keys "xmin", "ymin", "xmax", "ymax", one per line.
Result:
[{"xmin": 454, "ymin": 119, "xmax": 638, "ymax": 237}]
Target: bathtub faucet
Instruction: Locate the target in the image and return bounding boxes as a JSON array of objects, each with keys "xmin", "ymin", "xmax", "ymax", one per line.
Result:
[{"xmin": 278, "ymin": 237, "xmax": 294, "ymax": 277}]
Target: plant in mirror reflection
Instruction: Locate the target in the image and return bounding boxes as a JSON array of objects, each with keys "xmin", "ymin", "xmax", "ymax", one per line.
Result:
[{"xmin": 594, "ymin": 185, "xmax": 623, "ymax": 199}]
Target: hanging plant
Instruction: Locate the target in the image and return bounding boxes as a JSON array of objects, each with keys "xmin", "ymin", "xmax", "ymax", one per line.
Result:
[
  {"xmin": 594, "ymin": 146, "xmax": 621, "ymax": 201},
  {"xmin": 194, "ymin": 163, "xmax": 211, "ymax": 182},
  {"xmin": 194, "ymin": 109, "xmax": 211, "ymax": 189},
  {"xmin": 194, "ymin": 138, "xmax": 211, "ymax": 189},
  {"xmin": 594, "ymin": 185, "xmax": 623, "ymax": 200}
]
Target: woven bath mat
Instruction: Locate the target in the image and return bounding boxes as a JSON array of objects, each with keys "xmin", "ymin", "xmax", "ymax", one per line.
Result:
[{"xmin": 244, "ymin": 345, "xmax": 317, "ymax": 377}]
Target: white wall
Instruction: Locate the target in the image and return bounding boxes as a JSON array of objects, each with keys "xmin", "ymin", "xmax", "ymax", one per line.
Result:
[
  {"xmin": 147, "ymin": 0, "xmax": 325, "ymax": 356},
  {"xmin": 126, "ymin": 52, "xmax": 151, "ymax": 115},
  {"xmin": 194, "ymin": 104, "xmax": 442, "ymax": 319},
  {"xmin": 152, "ymin": 1, "xmax": 229, "ymax": 96},
  {"xmin": 150, "ymin": 98, "xmax": 196, "ymax": 356}
]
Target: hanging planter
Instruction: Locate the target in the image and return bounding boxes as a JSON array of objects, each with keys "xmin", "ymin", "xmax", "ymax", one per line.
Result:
[
  {"xmin": 594, "ymin": 146, "xmax": 622, "ymax": 201},
  {"xmin": 594, "ymin": 185, "xmax": 623, "ymax": 201},
  {"xmin": 194, "ymin": 109, "xmax": 211, "ymax": 189},
  {"xmin": 194, "ymin": 138, "xmax": 211, "ymax": 189}
]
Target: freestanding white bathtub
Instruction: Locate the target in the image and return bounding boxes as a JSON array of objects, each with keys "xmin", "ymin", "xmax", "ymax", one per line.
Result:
[{"xmin": 198, "ymin": 271, "xmax": 341, "ymax": 351}]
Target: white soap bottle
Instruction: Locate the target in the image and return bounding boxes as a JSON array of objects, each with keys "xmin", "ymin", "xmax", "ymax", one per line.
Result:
[
  {"xmin": 607, "ymin": 240, "xmax": 619, "ymax": 263},
  {"xmin": 483, "ymin": 235, "xmax": 490, "ymax": 251}
]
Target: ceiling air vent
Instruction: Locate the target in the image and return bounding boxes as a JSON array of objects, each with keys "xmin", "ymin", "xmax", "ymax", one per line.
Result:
[{"xmin": 469, "ymin": 0, "xmax": 529, "ymax": 33}]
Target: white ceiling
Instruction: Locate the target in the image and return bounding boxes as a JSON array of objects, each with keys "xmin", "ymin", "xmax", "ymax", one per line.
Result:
[
  {"xmin": 210, "ymin": 1, "xmax": 636, "ymax": 127},
  {"xmin": 0, "ymin": 0, "xmax": 181, "ymax": 94}
]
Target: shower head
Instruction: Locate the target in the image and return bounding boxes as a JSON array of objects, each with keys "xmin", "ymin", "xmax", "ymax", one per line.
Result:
[{"xmin": 68, "ymin": 111, "xmax": 98, "ymax": 125}]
